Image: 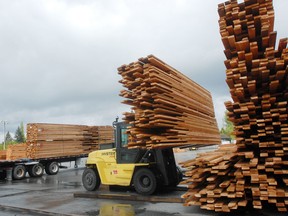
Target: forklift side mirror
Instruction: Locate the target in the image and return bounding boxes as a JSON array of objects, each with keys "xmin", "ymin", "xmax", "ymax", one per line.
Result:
[{"xmin": 112, "ymin": 117, "xmax": 119, "ymax": 128}]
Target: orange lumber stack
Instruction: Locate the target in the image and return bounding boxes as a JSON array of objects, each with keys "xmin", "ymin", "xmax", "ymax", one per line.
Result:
[
  {"xmin": 181, "ymin": 0, "xmax": 288, "ymax": 212},
  {"xmin": 180, "ymin": 144, "xmax": 242, "ymax": 212},
  {"xmin": 89, "ymin": 125, "xmax": 115, "ymax": 148},
  {"xmin": 26, "ymin": 123, "xmax": 114, "ymax": 159},
  {"xmin": 0, "ymin": 124, "xmax": 114, "ymax": 161},
  {"xmin": 118, "ymin": 55, "xmax": 221, "ymax": 149},
  {"xmin": 6, "ymin": 143, "xmax": 27, "ymax": 160},
  {"xmin": 0, "ymin": 150, "xmax": 7, "ymax": 160}
]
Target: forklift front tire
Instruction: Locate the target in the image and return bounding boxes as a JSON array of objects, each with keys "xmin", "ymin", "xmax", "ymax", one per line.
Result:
[
  {"xmin": 82, "ymin": 167, "xmax": 101, "ymax": 191},
  {"xmin": 133, "ymin": 168, "xmax": 157, "ymax": 195}
]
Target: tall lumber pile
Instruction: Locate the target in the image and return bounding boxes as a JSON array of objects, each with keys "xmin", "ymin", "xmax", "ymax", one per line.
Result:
[
  {"xmin": 118, "ymin": 55, "xmax": 221, "ymax": 149},
  {"xmin": 26, "ymin": 123, "xmax": 114, "ymax": 159},
  {"xmin": 180, "ymin": 0, "xmax": 288, "ymax": 212}
]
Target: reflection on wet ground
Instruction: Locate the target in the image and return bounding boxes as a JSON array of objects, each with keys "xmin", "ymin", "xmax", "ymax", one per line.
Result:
[{"xmin": 85, "ymin": 203, "xmax": 182, "ymax": 216}]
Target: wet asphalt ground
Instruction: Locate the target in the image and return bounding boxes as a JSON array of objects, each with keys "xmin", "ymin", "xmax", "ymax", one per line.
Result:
[{"xmin": 0, "ymin": 147, "xmax": 284, "ymax": 216}]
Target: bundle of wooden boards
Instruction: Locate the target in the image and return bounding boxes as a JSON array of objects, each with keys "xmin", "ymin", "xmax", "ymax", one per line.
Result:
[
  {"xmin": 0, "ymin": 123, "xmax": 114, "ymax": 160},
  {"xmin": 6, "ymin": 143, "xmax": 27, "ymax": 160},
  {"xmin": 90, "ymin": 126, "xmax": 115, "ymax": 147},
  {"xmin": 118, "ymin": 55, "xmax": 221, "ymax": 149},
  {"xmin": 181, "ymin": 0, "xmax": 288, "ymax": 212},
  {"xmin": 0, "ymin": 143, "xmax": 29, "ymax": 160},
  {"xmin": 0, "ymin": 150, "xmax": 7, "ymax": 160},
  {"xmin": 26, "ymin": 123, "xmax": 114, "ymax": 159},
  {"xmin": 180, "ymin": 144, "xmax": 242, "ymax": 212}
]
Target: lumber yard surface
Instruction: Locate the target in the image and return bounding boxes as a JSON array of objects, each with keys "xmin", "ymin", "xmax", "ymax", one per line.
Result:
[
  {"xmin": 0, "ymin": 149, "xmax": 284, "ymax": 216},
  {"xmin": 180, "ymin": 0, "xmax": 288, "ymax": 213}
]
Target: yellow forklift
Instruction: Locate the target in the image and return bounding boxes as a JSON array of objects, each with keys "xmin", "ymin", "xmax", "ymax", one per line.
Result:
[{"xmin": 82, "ymin": 121, "xmax": 182, "ymax": 195}]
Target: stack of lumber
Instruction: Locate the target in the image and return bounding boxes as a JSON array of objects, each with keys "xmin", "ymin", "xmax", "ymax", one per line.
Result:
[
  {"xmin": 0, "ymin": 124, "xmax": 114, "ymax": 161},
  {"xmin": 89, "ymin": 126, "xmax": 114, "ymax": 148},
  {"xmin": 26, "ymin": 123, "xmax": 89, "ymax": 158},
  {"xmin": 0, "ymin": 150, "xmax": 7, "ymax": 160},
  {"xmin": 180, "ymin": 144, "xmax": 243, "ymax": 212},
  {"xmin": 6, "ymin": 143, "xmax": 27, "ymax": 160},
  {"xmin": 118, "ymin": 55, "xmax": 221, "ymax": 149},
  {"xmin": 180, "ymin": 0, "xmax": 288, "ymax": 212},
  {"xmin": 26, "ymin": 123, "xmax": 114, "ymax": 159}
]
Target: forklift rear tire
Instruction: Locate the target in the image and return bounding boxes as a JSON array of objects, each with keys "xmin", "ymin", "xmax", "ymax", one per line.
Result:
[
  {"xmin": 133, "ymin": 168, "xmax": 157, "ymax": 195},
  {"xmin": 45, "ymin": 161, "xmax": 59, "ymax": 175},
  {"xmin": 82, "ymin": 168, "xmax": 101, "ymax": 191}
]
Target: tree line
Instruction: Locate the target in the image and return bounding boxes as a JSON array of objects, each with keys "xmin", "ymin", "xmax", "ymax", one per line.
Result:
[
  {"xmin": 220, "ymin": 111, "xmax": 235, "ymax": 143},
  {"xmin": 1, "ymin": 122, "xmax": 26, "ymax": 147}
]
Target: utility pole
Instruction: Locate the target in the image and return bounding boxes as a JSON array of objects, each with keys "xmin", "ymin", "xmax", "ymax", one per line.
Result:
[{"xmin": 1, "ymin": 121, "xmax": 8, "ymax": 150}]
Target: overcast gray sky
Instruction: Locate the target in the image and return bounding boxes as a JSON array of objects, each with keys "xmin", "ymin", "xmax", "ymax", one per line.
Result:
[{"xmin": 0, "ymin": 0, "xmax": 287, "ymax": 141}]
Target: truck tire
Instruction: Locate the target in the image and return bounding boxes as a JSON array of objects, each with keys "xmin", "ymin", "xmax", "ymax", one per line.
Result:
[
  {"xmin": 45, "ymin": 161, "xmax": 59, "ymax": 175},
  {"xmin": 13, "ymin": 165, "xmax": 26, "ymax": 180},
  {"xmin": 82, "ymin": 168, "xmax": 101, "ymax": 191},
  {"xmin": 28, "ymin": 164, "xmax": 44, "ymax": 177},
  {"xmin": 133, "ymin": 168, "xmax": 157, "ymax": 195}
]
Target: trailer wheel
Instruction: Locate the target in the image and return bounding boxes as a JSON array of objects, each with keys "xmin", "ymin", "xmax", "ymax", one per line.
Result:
[
  {"xmin": 45, "ymin": 161, "xmax": 59, "ymax": 175},
  {"xmin": 28, "ymin": 164, "xmax": 44, "ymax": 177},
  {"xmin": 13, "ymin": 165, "xmax": 26, "ymax": 180},
  {"xmin": 82, "ymin": 168, "xmax": 100, "ymax": 191},
  {"xmin": 133, "ymin": 168, "xmax": 157, "ymax": 195}
]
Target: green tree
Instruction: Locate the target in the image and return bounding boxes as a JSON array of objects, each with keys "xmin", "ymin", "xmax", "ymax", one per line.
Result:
[
  {"xmin": 14, "ymin": 122, "xmax": 26, "ymax": 143},
  {"xmin": 20, "ymin": 122, "xmax": 26, "ymax": 142},
  {"xmin": 220, "ymin": 111, "xmax": 235, "ymax": 140},
  {"xmin": 5, "ymin": 131, "xmax": 13, "ymax": 144}
]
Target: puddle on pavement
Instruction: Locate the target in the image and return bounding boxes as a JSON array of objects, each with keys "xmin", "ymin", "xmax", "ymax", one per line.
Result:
[
  {"xmin": 21, "ymin": 176, "xmax": 82, "ymax": 188},
  {"xmin": 85, "ymin": 204, "xmax": 179, "ymax": 216},
  {"xmin": 59, "ymin": 181, "xmax": 82, "ymax": 187}
]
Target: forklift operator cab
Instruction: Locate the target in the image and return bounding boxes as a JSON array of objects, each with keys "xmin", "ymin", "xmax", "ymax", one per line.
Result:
[
  {"xmin": 115, "ymin": 122, "xmax": 148, "ymax": 164},
  {"xmin": 82, "ymin": 121, "xmax": 182, "ymax": 195}
]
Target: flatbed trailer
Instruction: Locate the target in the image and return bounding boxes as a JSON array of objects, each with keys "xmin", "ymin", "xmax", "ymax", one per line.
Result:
[{"xmin": 0, "ymin": 154, "xmax": 88, "ymax": 180}]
